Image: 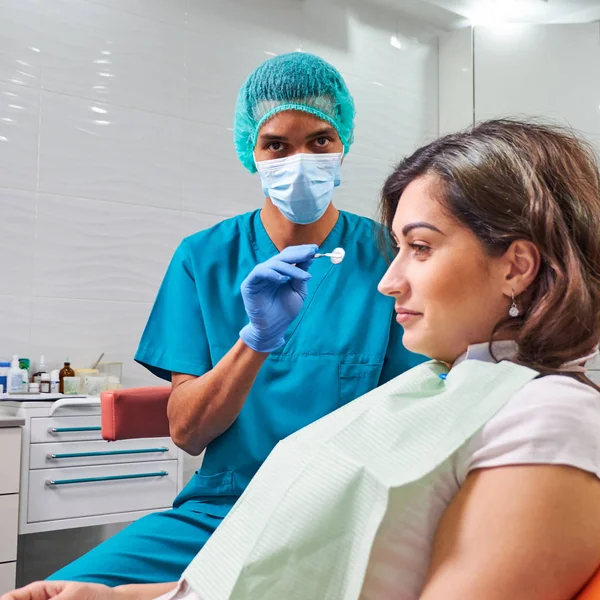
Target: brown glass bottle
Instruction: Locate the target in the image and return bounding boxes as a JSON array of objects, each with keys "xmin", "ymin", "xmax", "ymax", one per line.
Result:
[{"xmin": 59, "ymin": 361, "xmax": 75, "ymax": 394}]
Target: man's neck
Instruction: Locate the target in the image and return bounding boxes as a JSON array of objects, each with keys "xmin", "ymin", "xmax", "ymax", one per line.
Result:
[{"xmin": 260, "ymin": 200, "xmax": 340, "ymax": 251}]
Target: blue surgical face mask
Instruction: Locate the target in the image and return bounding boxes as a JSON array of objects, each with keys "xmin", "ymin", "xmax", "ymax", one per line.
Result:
[{"xmin": 255, "ymin": 152, "xmax": 342, "ymax": 225}]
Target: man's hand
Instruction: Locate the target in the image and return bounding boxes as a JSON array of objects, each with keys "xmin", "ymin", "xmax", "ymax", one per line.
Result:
[
  {"xmin": 0, "ymin": 581, "xmax": 118, "ymax": 600},
  {"xmin": 240, "ymin": 244, "xmax": 317, "ymax": 353}
]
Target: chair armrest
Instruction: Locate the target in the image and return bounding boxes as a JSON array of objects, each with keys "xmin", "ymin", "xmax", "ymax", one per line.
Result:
[{"xmin": 101, "ymin": 386, "xmax": 171, "ymax": 441}]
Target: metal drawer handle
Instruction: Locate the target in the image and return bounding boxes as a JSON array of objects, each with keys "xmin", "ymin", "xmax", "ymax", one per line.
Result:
[
  {"xmin": 48, "ymin": 426, "xmax": 101, "ymax": 434},
  {"xmin": 47, "ymin": 447, "xmax": 169, "ymax": 460},
  {"xmin": 45, "ymin": 471, "xmax": 168, "ymax": 487}
]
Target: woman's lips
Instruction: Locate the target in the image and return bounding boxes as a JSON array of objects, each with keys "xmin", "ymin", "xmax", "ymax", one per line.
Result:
[{"xmin": 395, "ymin": 306, "xmax": 422, "ymax": 324}]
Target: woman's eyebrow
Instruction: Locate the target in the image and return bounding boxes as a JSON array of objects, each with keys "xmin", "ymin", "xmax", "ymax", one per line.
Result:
[{"xmin": 401, "ymin": 222, "xmax": 445, "ymax": 236}]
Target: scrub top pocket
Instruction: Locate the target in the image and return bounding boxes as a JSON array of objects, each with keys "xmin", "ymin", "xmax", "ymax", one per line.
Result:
[{"xmin": 338, "ymin": 363, "xmax": 382, "ymax": 407}]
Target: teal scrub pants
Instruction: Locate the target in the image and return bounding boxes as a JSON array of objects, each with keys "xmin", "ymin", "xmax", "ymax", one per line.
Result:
[{"xmin": 48, "ymin": 505, "xmax": 224, "ymax": 585}]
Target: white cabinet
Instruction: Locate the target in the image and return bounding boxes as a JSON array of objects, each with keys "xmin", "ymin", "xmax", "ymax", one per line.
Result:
[
  {"xmin": 28, "ymin": 460, "xmax": 178, "ymax": 523},
  {"xmin": 0, "ymin": 413, "xmax": 182, "ymax": 592},
  {"xmin": 0, "ymin": 398, "xmax": 184, "ymax": 536},
  {"xmin": 0, "ymin": 428, "xmax": 21, "ymax": 494},
  {"xmin": 29, "ymin": 437, "xmax": 178, "ymax": 470},
  {"xmin": 0, "ymin": 563, "xmax": 16, "ymax": 595},
  {"xmin": 0, "ymin": 495, "xmax": 19, "ymax": 562},
  {"xmin": 30, "ymin": 415, "xmax": 103, "ymax": 443},
  {"xmin": 0, "ymin": 425, "xmax": 22, "ymax": 595}
]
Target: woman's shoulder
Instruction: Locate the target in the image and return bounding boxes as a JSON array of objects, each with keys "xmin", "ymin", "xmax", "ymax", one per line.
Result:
[
  {"xmin": 505, "ymin": 373, "xmax": 600, "ymax": 413},
  {"xmin": 455, "ymin": 374, "xmax": 600, "ymax": 484},
  {"xmin": 520, "ymin": 372, "xmax": 599, "ymax": 395}
]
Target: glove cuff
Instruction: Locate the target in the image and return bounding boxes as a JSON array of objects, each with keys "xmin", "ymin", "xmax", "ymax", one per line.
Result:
[{"xmin": 239, "ymin": 324, "xmax": 285, "ymax": 354}]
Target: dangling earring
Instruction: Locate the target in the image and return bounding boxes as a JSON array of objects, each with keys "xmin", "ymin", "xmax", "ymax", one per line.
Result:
[{"xmin": 509, "ymin": 290, "xmax": 520, "ymax": 318}]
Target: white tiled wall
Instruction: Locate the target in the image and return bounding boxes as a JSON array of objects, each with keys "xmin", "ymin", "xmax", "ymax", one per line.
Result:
[
  {"xmin": 438, "ymin": 26, "xmax": 473, "ymax": 134},
  {"xmin": 0, "ymin": 0, "xmax": 439, "ymax": 388},
  {"xmin": 474, "ymin": 23, "xmax": 600, "ymax": 149}
]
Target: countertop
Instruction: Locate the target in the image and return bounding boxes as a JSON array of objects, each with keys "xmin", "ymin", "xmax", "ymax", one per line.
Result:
[{"xmin": 0, "ymin": 414, "xmax": 25, "ymax": 427}]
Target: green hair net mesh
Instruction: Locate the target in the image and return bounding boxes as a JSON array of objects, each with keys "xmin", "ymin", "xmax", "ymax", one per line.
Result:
[{"xmin": 234, "ymin": 52, "xmax": 356, "ymax": 173}]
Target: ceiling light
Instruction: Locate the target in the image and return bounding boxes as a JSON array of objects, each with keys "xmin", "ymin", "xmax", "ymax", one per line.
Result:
[
  {"xmin": 390, "ymin": 35, "xmax": 403, "ymax": 49},
  {"xmin": 467, "ymin": 0, "xmax": 539, "ymax": 25}
]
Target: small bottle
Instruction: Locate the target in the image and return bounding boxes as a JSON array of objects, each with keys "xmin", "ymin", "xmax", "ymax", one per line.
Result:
[
  {"xmin": 59, "ymin": 359, "xmax": 75, "ymax": 394},
  {"xmin": 40, "ymin": 373, "xmax": 51, "ymax": 394},
  {"xmin": 32, "ymin": 355, "xmax": 48, "ymax": 384},
  {"xmin": 21, "ymin": 367, "xmax": 29, "ymax": 392},
  {"xmin": 7, "ymin": 355, "xmax": 24, "ymax": 394},
  {"xmin": 50, "ymin": 369, "xmax": 60, "ymax": 393},
  {"xmin": 0, "ymin": 361, "xmax": 10, "ymax": 395},
  {"xmin": 28, "ymin": 382, "xmax": 40, "ymax": 394}
]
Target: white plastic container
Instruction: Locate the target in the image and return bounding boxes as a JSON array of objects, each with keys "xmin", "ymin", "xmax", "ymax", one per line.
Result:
[
  {"xmin": 63, "ymin": 376, "xmax": 81, "ymax": 395},
  {"xmin": 98, "ymin": 362, "xmax": 123, "ymax": 385},
  {"xmin": 7, "ymin": 355, "xmax": 24, "ymax": 394},
  {"xmin": 50, "ymin": 369, "xmax": 60, "ymax": 393}
]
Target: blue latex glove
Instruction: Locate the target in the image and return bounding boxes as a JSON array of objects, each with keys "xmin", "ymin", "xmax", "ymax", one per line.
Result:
[{"xmin": 240, "ymin": 244, "xmax": 318, "ymax": 353}]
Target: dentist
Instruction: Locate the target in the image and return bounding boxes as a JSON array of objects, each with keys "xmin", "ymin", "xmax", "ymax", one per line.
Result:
[{"xmin": 47, "ymin": 52, "xmax": 423, "ymax": 586}]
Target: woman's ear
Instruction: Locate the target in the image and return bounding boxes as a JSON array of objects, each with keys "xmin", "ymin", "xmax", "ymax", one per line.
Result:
[{"xmin": 501, "ymin": 240, "xmax": 541, "ymax": 297}]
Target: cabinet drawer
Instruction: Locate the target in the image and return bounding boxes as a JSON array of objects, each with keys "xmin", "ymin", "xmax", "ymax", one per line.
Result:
[
  {"xmin": 0, "ymin": 428, "xmax": 21, "ymax": 494},
  {"xmin": 30, "ymin": 438, "xmax": 177, "ymax": 469},
  {"xmin": 0, "ymin": 561, "xmax": 15, "ymax": 595},
  {"xmin": 31, "ymin": 416, "xmax": 102, "ymax": 443},
  {"xmin": 28, "ymin": 461, "xmax": 177, "ymax": 523},
  {"xmin": 0, "ymin": 495, "xmax": 18, "ymax": 562}
]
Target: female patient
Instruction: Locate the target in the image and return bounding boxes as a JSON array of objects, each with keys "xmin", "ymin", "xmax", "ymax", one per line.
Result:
[{"xmin": 6, "ymin": 119, "xmax": 600, "ymax": 600}]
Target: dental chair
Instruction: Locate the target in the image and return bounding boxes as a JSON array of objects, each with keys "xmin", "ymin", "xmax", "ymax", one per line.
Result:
[
  {"xmin": 101, "ymin": 386, "xmax": 171, "ymax": 441},
  {"xmin": 99, "ymin": 386, "xmax": 600, "ymax": 598},
  {"xmin": 580, "ymin": 574, "xmax": 600, "ymax": 599}
]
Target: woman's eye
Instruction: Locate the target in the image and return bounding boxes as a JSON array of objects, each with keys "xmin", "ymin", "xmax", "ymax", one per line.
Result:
[
  {"xmin": 315, "ymin": 137, "xmax": 330, "ymax": 147},
  {"xmin": 268, "ymin": 142, "xmax": 283, "ymax": 152},
  {"xmin": 410, "ymin": 243, "xmax": 431, "ymax": 257}
]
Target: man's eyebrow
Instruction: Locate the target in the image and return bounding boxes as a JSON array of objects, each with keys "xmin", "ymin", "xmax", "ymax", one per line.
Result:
[
  {"xmin": 258, "ymin": 133, "xmax": 288, "ymax": 142},
  {"xmin": 306, "ymin": 127, "xmax": 337, "ymax": 139}
]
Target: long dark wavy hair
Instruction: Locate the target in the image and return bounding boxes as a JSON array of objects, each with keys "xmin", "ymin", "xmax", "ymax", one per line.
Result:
[{"xmin": 379, "ymin": 119, "xmax": 600, "ymax": 388}]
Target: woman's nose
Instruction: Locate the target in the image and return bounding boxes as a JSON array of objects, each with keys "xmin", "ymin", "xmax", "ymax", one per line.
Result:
[{"xmin": 378, "ymin": 258, "xmax": 407, "ymax": 298}]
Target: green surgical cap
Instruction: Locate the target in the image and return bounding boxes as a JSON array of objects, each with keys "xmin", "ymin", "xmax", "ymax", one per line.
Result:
[{"xmin": 234, "ymin": 52, "xmax": 356, "ymax": 173}]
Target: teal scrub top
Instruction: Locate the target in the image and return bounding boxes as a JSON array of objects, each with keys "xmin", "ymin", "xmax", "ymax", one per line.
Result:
[{"xmin": 135, "ymin": 209, "xmax": 423, "ymax": 512}]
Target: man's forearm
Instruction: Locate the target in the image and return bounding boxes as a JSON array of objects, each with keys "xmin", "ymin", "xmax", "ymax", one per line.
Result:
[{"xmin": 168, "ymin": 339, "xmax": 269, "ymax": 455}]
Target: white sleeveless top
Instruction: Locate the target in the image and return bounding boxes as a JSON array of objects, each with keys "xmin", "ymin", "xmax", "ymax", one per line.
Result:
[{"xmin": 157, "ymin": 342, "xmax": 600, "ymax": 600}]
